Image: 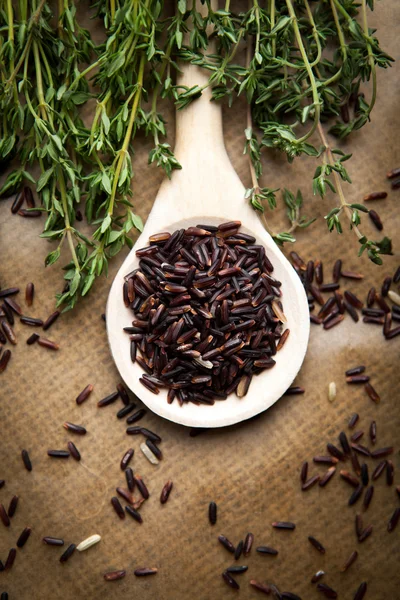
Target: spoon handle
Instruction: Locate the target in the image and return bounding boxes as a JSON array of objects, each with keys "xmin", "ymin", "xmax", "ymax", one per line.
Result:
[
  {"xmin": 141, "ymin": 0, "xmax": 264, "ymax": 231},
  {"xmin": 174, "ymin": 1, "xmax": 225, "ymax": 164}
]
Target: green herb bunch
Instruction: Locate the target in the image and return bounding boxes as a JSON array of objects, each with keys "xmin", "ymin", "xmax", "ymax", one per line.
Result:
[
  {"xmin": 0, "ymin": 0, "xmax": 393, "ymax": 310},
  {"xmin": 176, "ymin": 0, "xmax": 393, "ymax": 261}
]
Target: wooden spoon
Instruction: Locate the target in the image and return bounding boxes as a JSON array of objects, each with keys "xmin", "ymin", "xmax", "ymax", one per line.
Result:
[{"xmin": 106, "ymin": 8, "xmax": 309, "ymax": 428}]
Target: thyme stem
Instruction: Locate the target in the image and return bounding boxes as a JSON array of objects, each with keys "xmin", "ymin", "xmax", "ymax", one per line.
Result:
[
  {"xmin": 330, "ymin": 0, "xmax": 347, "ymax": 61},
  {"xmin": 304, "ymin": 0, "xmax": 322, "ymax": 68},
  {"xmin": 32, "ymin": 40, "xmax": 48, "ymax": 122},
  {"xmin": 245, "ymin": 31, "xmax": 277, "ymax": 238},
  {"xmin": 361, "ymin": 0, "xmax": 377, "ymax": 114},
  {"xmin": 270, "ymin": 0, "xmax": 276, "ymax": 57},
  {"xmin": 285, "ymin": 0, "xmax": 321, "ymax": 144},
  {"xmin": 317, "ymin": 122, "xmax": 363, "ymax": 240},
  {"xmin": 108, "ymin": 53, "xmax": 146, "ymax": 217},
  {"xmin": 5, "ymin": 0, "xmax": 18, "ymax": 104},
  {"xmin": 58, "ymin": 166, "xmax": 80, "ymax": 270}
]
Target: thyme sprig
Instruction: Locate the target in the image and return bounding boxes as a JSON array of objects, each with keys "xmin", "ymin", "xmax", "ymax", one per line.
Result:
[
  {"xmin": 175, "ymin": 0, "xmax": 393, "ymax": 263},
  {"xmin": 0, "ymin": 0, "xmax": 393, "ymax": 310}
]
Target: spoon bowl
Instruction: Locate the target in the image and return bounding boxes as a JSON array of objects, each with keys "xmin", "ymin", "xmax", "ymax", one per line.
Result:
[
  {"xmin": 107, "ymin": 3, "xmax": 310, "ymax": 428},
  {"xmin": 107, "ymin": 215, "xmax": 309, "ymax": 428}
]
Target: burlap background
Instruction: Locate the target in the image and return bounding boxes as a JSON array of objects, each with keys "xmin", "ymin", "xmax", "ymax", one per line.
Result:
[{"xmin": 0, "ymin": 1, "xmax": 399, "ymax": 598}]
